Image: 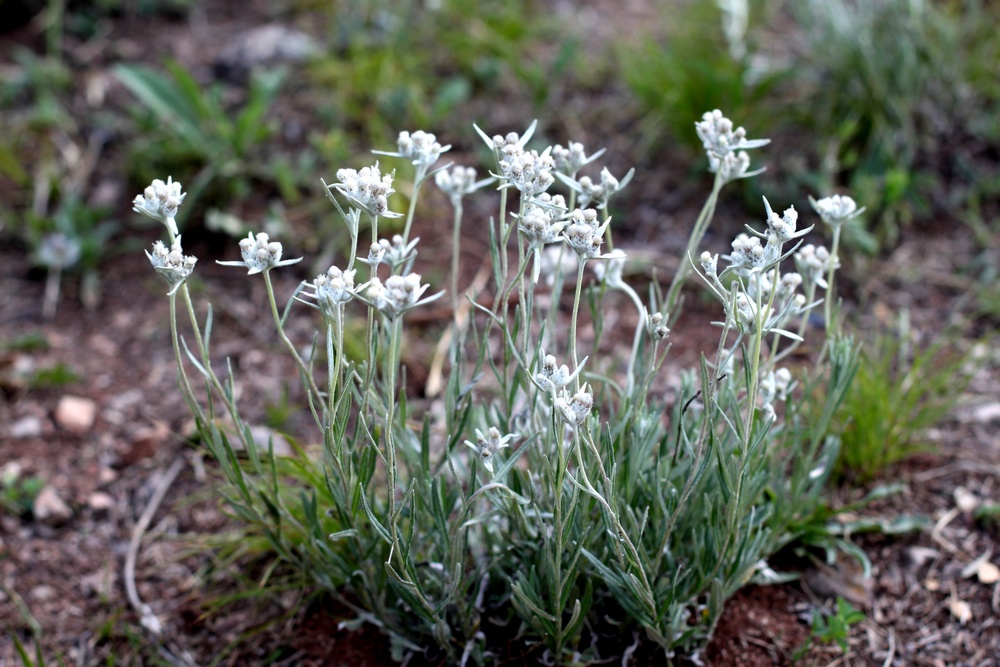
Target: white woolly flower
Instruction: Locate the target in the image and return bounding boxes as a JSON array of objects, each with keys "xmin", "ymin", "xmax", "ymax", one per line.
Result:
[
  {"xmin": 562, "ymin": 166, "xmax": 635, "ymax": 208},
  {"xmin": 551, "ymin": 141, "xmax": 605, "ymax": 175},
  {"xmin": 556, "ymin": 384, "xmax": 594, "ymax": 426},
  {"xmin": 386, "ymin": 130, "xmax": 450, "ymax": 168},
  {"xmin": 133, "ymin": 177, "xmax": 186, "ymax": 236},
  {"xmin": 695, "ymin": 109, "xmax": 768, "ymax": 182},
  {"xmin": 592, "ymin": 249, "xmax": 628, "ymax": 289},
  {"xmin": 330, "ymin": 163, "xmax": 403, "ymax": 218},
  {"xmin": 307, "ymin": 266, "xmax": 357, "ymax": 314},
  {"xmin": 700, "ymin": 251, "xmax": 719, "ymax": 277},
  {"xmin": 464, "ymin": 426, "xmax": 514, "ymax": 474},
  {"xmin": 810, "ymin": 194, "xmax": 864, "ymax": 227},
  {"xmin": 563, "ymin": 208, "xmax": 611, "ymax": 259},
  {"xmin": 146, "ymin": 236, "xmax": 197, "ymax": 295},
  {"xmin": 535, "ymin": 352, "xmax": 587, "ymax": 393},
  {"xmin": 217, "ymin": 232, "xmax": 301, "ymax": 275},
  {"xmin": 498, "ymin": 146, "xmax": 556, "ymax": 197},
  {"xmin": 794, "ymin": 244, "xmax": 838, "ymax": 290},
  {"xmin": 37, "ymin": 233, "xmax": 81, "ymax": 270},
  {"xmin": 729, "ymin": 233, "xmax": 766, "ymax": 274},
  {"xmin": 435, "ymin": 165, "xmax": 493, "ymax": 203},
  {"xmin": 365, "ymin": 273, "xmax": 442, "ymax": 318},
  {"xmin": 378, "ymin": 235, "xmax": 420, "ymax": 268},
  {"xmin": 644, "ymin": 308, "xmax": 670, "ymax": 341}
]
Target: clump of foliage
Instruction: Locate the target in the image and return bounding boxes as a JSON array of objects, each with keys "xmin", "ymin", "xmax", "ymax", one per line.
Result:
[
  {"xmin": 834, "ymin": 322, "xmax": 974, "ymax": 482},
  {"xmin": 138, "ymin": 111, "xmax": 862, "ymax": 663}
]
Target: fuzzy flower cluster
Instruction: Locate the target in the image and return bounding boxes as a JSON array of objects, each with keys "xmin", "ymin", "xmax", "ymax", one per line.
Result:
[
  {"xmin": 498, "ymin": 145, "xmax": 556, "ymax": 197},
  {"xmin": 331, "ymin": 163, "xmax": 401, "ymax": 218},
  {"xmin": 435, "ymin": 165, "xmax": 491, "ymax": 203},
  {"xmin": 645, "ymin": 309, "xmax": 671, "ymax": 341},
  {"xmin": 535, "ymin": 352, "xmax": 587, "ymax": 393},
  {"xmin": 393, "ymin": 130, "xmax": 449, "ymax": 167},
  {"xmin": 517, "ymin": 194, "xmax": 569, "ymax": 281},
  {"xmin": 556, "ymin": 384, "xmax": 595, "ymax": 425},
  {"xmin": 794, "ymin": 244, "xmax": 838, "ymax": 290},
  {"xmin": 218, "ymin": 232, "xmax": 302, "ymax": 275},
  {"xmin": 563, "ymin": 208, "xmax": 611, "ymax": 259},
  {"xmin": 571, "ymin": 167, "xmax": 634, "ymax": 209},
  {"xmin": 378, "ymin": 234, "xmax": 420, "ymax": 269},
  {"xmin": 367, "ymin": 273, "xmax": 439, "ymax": 319},
  {"xmin": 758, "ymin": 368, "xmax": 793, "ymax": 422},
  {"xmin": 695, "ymin": 110, "xmax": 768, "ymax": 183},
  {"xmin": 810, "ymin": 194, "xmax": 863, "ymax": 227},
  {"xmin": 36, "ymin": 233, "xmax": 81, "ymax": 270},
  {"xmin": 464, "ymin": 427, "xmax": 514, "ymax": 474},
  {"xmin": 551, "ymin": 141, "xmax": 604, "ymax": 176},
  {"xmin": 308, "ymin": 266, "xmax": 357, "ymax": 316},
  {"xmin": 146, "ymin": 237, "xmax": 197, "ymax": 295},
  {"xmin": 133, "ymin": 177, "xmax": 186, "ymax": 236}
]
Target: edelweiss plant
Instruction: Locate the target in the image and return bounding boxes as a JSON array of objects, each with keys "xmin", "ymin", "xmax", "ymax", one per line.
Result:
[{"xmin": 142, "ymin": 111, "xmax": 861, "ymax": 664}]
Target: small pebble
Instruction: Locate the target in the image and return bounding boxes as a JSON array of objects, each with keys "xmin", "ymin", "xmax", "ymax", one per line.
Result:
[
  {"xmin": 9, "ymin": 415, "xmax": 43, "ymax": 438},
  {"xmin": 33, "ymin": 486, "xmax": 73, "ymax": 525},
  {"xmin": 55, "ymin": 395, "xmax": 97, "ymax": 433},
  {"xmin": 88, "ymin": 491, "xmax": 114, "ymax": 513}
]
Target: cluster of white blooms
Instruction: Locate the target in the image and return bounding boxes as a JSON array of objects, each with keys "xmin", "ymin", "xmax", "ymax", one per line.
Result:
[
  {"xmin": 758, "ymin": 368, "xmax": 793, "ymax": 422},
  {"xmin": 535, "ymin": 352, "xmax": 587, "ymax": 393},
  {"xmin": 592, "ymin": 249, "xmax": 628, "ymax": 289},
  {"xmin": 556, "ymin": 384, "xmax": 594, "ymax": 425},
  {"xmin": 133, "ymin": 177, "xmax": 186, "ymax": 236},
  {"xmin": 810, "ymin": 194, "xmax": 863, "ymax": 227},
  {"xmin": 37, "ymin": 233, "xmax": 81, "ymax": 270},
  {"xmin": 394, "ymin": 130, "xmax": 449, "ymax": 167},
  {"xmin": 575, "ymin": 168, "xmax": 621, "ymax": 208},
  {"xmin": 551, "ymin": 141, "xmax": 604, "ymax": 176},
  {"xmin": 518, "ymin": 194, "xmax": 569, "ymax": 280},
  {"xmin": 146, "ymin": 237, "xmax": 197, "ymax": 295},
  {"xmin": 498, "ymin": 145, "xmax": 556, "ymax": 197},
  {"xmin": 378, "ymin": 234, "xmax": 420, "ymax": 268},
  {"xmin": 695, "ymin": 109, "xmax": 768, "ymax": 183},
  {"xmin": 367, "ymin": 273, "xmax": 435, "ymax": 318},
  {"xmin": 219, "ymin": 232, "xmax": 302, "ymax": 275},
  {"xmin": 331, "ymin": 164, "xmax": 401, "ymax": 218},
  {"xmin": 310, "ymin": 266, "xmax": 357, "ymax": 313},
  {"xmin": 794, "ymin": 244, "xmax": 838, "ymax": 290},
  {"xmin": 435, "ymin": 165, "xmax": 489, "ymax": 203},
  {"xmin": 645, "ymin": 309, "xmax": 670, "ymax": 341},
  {"xmin": 563, "ymin": 208, "xmax": 611, "ymax": 258},
  {"xmin": 464, "ymin": 427, "xmax": 514, "ymax": 474}
]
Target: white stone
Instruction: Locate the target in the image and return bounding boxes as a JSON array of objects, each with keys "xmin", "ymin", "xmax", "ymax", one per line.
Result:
[
  {"xmin": 33, "ymin": 486, "xmax": 72, "ymax": 525},
  {"xmin": 54, "ymin": 395, "xmax": 97, "ymax": 433},
  {"xmin": 88, "ymin": 491, "xmax": 114, "ymax": 513},
  {"xmin": 9, "ymin": 415, "xmax": 43, "ymax": 438}
]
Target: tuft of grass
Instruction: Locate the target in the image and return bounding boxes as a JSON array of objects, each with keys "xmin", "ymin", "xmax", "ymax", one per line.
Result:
[{"xmin": 834, "ymin": 323, "xmax": 973, "ymax": 482}]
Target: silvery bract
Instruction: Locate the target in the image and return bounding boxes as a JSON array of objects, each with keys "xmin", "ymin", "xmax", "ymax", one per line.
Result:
[
  {"xmin": 133, "ymin": 177, "xmax": 186, "ymax": 237},
  {"xmin": 217, "ymin": 232, "xmax": 302, "ymax": 274},
  {"xmin": 146, "ymin": 236, "xmax": 196, "ymax": 295}
]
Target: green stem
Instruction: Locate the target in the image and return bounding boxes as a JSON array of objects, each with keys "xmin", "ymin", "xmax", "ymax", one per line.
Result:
[
  {"xmin": 664, "ymin": 172, "xmax": 724, "ymax": 317},
  {"xmin": 569, "ymin": 259, "xmax": 586, "ymax": 389},
  {"xmin": 263, "ymin": 270, "xmax": 323, "ymax": 409}
]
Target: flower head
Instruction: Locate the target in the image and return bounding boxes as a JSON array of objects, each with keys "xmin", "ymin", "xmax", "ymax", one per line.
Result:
[
  {"xmin": 37, "ymin": 233, "xmax": 81, "ymax": 270},
  {"xmin": 389, "ymin": 130, "xmax": 450, "ymax": 168},
  {"xmin": 464, "ymin": 426, "xmax": 514, "ymax": 474},
  {"xmin": 365, "ymin": 273, "xmax": 442, "ymax": 318},
  {"xmin": 645, "ymin": 308, "xmax": 671, "ymax": 341},
  {"xmin": 330, "ymin": 163, "xmax": 402, "ymax": 218},
  {"xmin": 217, "ymin": 232, "xmax": 302, "ymax": 275},
  {"xmin": 551, "ymin": 141, "xmax": 605, "ymax": 176},
  {"xmin": 535, "ymin": 352, "xmax": 587, "ymax": 392},
  {"xmin": 563, "ymin": 166, "xmax": 634, "ymax": 209},
  {"xmin": 563, "ymin": 208, "xmax": 611, "ymax": 258},
  {"xmin": 810, "ymin": 194, "xmax": 864, "ymax": 227},
  {"xmin": 435, "ymin": 165, "xmax": 494, "ymax": 204},
  {"xmin": 695, "ymin": 110, "xmax": 768, "ymax": 182},
  {"xmin": 794, "ymin": 243, "xmax": 838, "ymax": 290},
  {"xmin": 556, "ymin": 384, "xmax": 595, "ymax": 425},
  {"xmin": 498, "ymin": 145, "xmax": 556, "ymax": 197},
  {"xmin": 146, "ymin": 236, "xmax": 197, "ymax": 295},
  {"xmin": 378, "ymin": 234, "xmax": 420, "ymax": 268},
  {"xmin": 307, "ymin": 266, "xmax": 357, "ymax": 314},
  {"xmin": 133, "ymin": 177, "xmax": 186, "ymax": 236}
]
